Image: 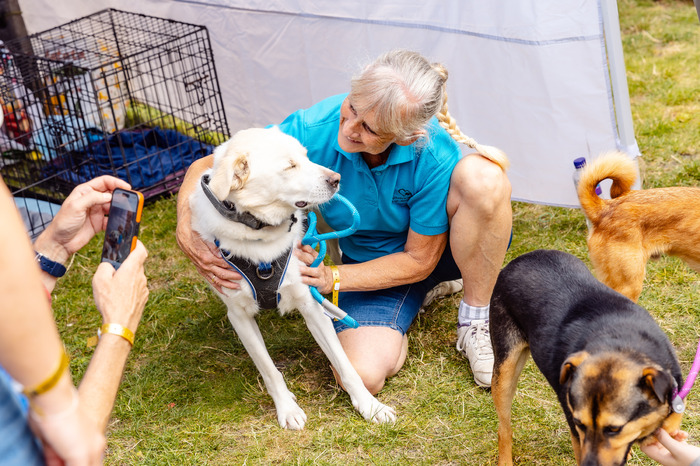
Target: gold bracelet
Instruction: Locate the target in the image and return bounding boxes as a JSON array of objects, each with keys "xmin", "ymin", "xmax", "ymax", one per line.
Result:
[
  {"xmin": 22, "ymin": 347, "xmax": 69, "ymax": 398},
  {"xmin": 330, "ymin": 264, "xmax": 340, "ymax": 306},
  {"xmin": 29, "ymin": 386, "xmax": 79, "ymax": 421},
  {"xmin": 87, "ymin": 323, "xmax": 135, "ymax": 347}
]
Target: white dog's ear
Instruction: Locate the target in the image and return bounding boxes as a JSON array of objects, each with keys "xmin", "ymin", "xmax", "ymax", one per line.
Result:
[{"xmin": 209, "ymin": 152, "xmax": 250, "ymax": 200}]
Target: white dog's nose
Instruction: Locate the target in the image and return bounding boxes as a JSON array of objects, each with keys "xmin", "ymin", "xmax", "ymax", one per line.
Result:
[{"xmin": 327, "ymin": 172, "xmax": 340, "ymax": 189}]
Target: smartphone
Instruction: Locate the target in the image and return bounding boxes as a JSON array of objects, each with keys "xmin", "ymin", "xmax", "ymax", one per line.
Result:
[{"xmin": 101, "ymin": 188, "xmax": 144, "ymax": 269}]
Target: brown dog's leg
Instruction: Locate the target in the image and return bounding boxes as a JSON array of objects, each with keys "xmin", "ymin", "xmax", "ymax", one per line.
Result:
[
  {"xmin": 587, "ymin": 236, "xmax": 647, "ymax": 302},
  {"xmin": 493, "ymin": 342, "xmax": 530, "ymax": 466}
]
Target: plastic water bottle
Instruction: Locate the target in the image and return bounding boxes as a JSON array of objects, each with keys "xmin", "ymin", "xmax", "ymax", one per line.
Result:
[
  {"xmin": 572, "ymin": 157, "xmax": 601, "ymax": 230},
  {"xmin": 572, "ymin": 157, "xmax": 603, "ymax": 195},
  {"xmin": 572, "ymin": 157, "xmax": 587, "ymax": 190}
]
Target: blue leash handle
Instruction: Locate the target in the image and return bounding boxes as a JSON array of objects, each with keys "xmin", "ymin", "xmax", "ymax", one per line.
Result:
[{"xmin": 302, "ymin": 193, "xmax": 360, "ymax": 328}]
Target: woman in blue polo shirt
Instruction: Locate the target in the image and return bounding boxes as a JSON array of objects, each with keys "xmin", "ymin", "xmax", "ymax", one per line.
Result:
[{"xmin": 176, "ymin": 50, "xmax": 512, "ymax": 393}]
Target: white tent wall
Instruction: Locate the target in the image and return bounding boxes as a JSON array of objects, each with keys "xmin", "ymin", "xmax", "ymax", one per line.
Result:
[{"xmin": 17, "ymin": 0, "xmax": 639, "ymax": 207}]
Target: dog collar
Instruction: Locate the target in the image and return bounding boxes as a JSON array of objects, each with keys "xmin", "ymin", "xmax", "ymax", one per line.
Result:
[{"xmin": 201, "ymin": 174, "xmax": 296, "ymax": 231}]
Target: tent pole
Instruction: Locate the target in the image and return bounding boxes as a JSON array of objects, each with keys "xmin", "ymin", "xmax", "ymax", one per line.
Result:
[{"xmin": 600, "ymin": 0, "xmax": 642, "ymax": 188}]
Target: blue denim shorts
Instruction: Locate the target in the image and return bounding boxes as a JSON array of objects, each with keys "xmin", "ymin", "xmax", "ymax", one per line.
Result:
[
  {"xmin": 0, "ymin": 368, "xmax": 44, "ymax": 465},
  {"xmin": 333, "ymin": 244, "xmax": 461, "ymax": 335}
]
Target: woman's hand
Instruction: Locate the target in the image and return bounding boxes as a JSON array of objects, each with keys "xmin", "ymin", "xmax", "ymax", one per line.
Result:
[
  {"xmin": 175, "ymin": 155, "xmax": 241, "ymax": 293},
  {"xmin": 295, "ymin": 242, "xmax": 332, "ymax": 294},
  {"xmin": 35, "ymin": 176, "xmax": 131, "ymax": 264},
  {"xmin": 92, "ymin": 240, "xmax": 149, "ymax": 333},
  {"xmin": 640, "ymin": 429, "xmax": 700, "ymax": 466},
  {"xmin": 29, "ymin": 387, "xmax": 106, "ymax": 466},
  {"xmin": 175, "ymin": 204, "xmax": 242, "ymax": 293}
]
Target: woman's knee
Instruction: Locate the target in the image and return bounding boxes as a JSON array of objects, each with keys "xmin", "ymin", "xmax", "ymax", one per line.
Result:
[
  {"xmin": 331, "ymin": 352, "xmax": 391, "ymax": 395},
  {"xmin": 335, "ymin": 328, "xmax": 407, "ymax": 395},
  {"xmin": 353, "ymin": 365, "xmax": 389, "ymax": 395},
  {"xmin": 448, "ymin": 154, "xmax": 512, "ymax": 215}
]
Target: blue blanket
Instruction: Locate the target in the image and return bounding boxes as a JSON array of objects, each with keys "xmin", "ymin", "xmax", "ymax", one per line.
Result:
[{"xmin": 46, "ymin": 126, "xmax": 213, "ymax": 191}]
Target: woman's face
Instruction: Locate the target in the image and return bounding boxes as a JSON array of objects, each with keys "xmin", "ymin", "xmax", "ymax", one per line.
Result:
[{"xmin": 337, "ymin": 97, "xmax": 396, "ymax": 155}]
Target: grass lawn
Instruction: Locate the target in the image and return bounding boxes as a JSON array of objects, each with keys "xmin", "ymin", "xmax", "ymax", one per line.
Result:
[{"xmin": 52, "ymin": 0, "xmax": 699, "ymax": 464}]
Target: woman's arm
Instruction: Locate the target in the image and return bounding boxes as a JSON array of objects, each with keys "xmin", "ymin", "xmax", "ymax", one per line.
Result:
[
  {"xmin": 297, "ymin": 229, "xmax": 447, "ymax": 293},
  {"xmin": 175, "ymin": 155, "xmax": 243, "ymax": 292},
  {"xmin": 0, "ymin": 178, "xmax": 105, "ymax": 464},
  {"xmin": 33, "ymin": 175, "xmax": 131, "ymax": 294},
  {"xmin": 78, "ymin": 240, "xmax": 149, "ymax": 431}
]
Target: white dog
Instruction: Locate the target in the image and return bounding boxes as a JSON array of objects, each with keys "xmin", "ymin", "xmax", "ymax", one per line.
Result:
[{"xmin": 189, "ymin": 126, "xmax": 396, "ymax": 430}]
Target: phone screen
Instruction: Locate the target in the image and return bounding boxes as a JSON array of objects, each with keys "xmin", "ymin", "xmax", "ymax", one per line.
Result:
[{"xmin": 101, "ymin": 188, "xmax": 143, "ymax": 269}]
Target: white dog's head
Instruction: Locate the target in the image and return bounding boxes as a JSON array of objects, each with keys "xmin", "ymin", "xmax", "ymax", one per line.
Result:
[{"xmin": 207, "ymin": 126, "xmax": 340, "ymax": 225}]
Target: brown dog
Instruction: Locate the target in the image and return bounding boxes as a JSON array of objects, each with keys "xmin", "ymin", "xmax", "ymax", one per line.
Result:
[{"xmin": 577, "ymin": 150, "xmax": 700, "ymax": 302}]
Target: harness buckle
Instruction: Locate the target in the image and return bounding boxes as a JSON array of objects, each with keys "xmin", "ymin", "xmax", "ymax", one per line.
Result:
[{"xmin": 256, "ymin": 264, "xmax": 274, "ymax": 280}]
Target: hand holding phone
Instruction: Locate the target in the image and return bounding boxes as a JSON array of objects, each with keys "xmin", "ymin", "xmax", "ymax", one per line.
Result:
[{"xmin": 101, "ymin": 188, "xmax": 144, "ymax": 269}]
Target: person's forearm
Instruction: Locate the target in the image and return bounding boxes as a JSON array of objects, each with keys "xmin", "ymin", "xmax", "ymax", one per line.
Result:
[
  {"xmin": 0, "ymin": 180, "xmax": 76, "ymax": 413},
  {"xmin": 33, "ymin": 229, "xmax": 70, "ymax": 294},
  {"xmin": 336, "ymin": 249, "xmax": 441, "ymax": 292},
  {"xmin": 177, "ymin": 155, "xmax": 213, "ymax": 222},
  {"xmin": 82, "ymin": 239, "xmax": 149, "ymax": 431},
  {"xmin": 33, "ymin": 228, "xmax": 72, "ymax": 265},
  {"xmin": 78, "ymin": 334, "xmax": 132, "ymax": 431},
  {"xmin": 305, "ymin": 230, "xmax": 447, "ymax": 294}
]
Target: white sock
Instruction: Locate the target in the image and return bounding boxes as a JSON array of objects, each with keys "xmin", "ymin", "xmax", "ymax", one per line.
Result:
[{"xmin": 458, "ymin": 300, "xmax": 489, "ymax": 327}]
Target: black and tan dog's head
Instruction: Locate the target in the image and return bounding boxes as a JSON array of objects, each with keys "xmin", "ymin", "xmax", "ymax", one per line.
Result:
[{"xmin": 559, "ymin": 351, "xmax": 680, "ymax": 465}]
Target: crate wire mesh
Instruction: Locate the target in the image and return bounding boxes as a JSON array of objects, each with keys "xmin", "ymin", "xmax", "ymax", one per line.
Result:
[{"xmin": 0, "ymin": 8, "xmax": 229, "ymax": 237}]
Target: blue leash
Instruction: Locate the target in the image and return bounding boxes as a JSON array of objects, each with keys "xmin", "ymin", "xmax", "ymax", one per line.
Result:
[{"xmin": 301, "ymin": 194, "xmax": 360, "ymax": 328}]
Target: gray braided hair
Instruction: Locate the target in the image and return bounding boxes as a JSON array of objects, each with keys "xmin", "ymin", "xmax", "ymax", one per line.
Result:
[{"xmin": 350, "ymin": 50, "xmax": 509, "ymax": 171}]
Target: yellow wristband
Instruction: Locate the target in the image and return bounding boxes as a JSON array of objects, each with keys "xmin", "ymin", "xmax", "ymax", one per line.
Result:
[
  {"xmin": 87, "ymin": 323, "xmax": 135, "ymax": 347},
  {"xmin": 330, "ymin": 264, "xmax": 340, "ymax": 307},
  {"xmin": 22, "ymin": 348, "xmax": 69, "ymax": 398}
]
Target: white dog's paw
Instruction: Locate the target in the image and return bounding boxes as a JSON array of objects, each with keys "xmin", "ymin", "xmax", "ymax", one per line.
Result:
[
  {"xmin": 276, "ymin": 399, "xmax": 308, "ymax": 430},
  {"xmin": 354, "ymin": 398, "xmax": 397, "ymax": 424}
]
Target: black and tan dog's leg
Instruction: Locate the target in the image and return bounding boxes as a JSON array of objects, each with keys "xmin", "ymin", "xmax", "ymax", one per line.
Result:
[{"xmin": 493, "ymin": 341, "xmax": 530, "ymax": 466}]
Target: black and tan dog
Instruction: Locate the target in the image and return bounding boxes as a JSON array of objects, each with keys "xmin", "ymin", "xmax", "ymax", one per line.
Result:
[
  {"xmin": 577, "ymin": 150, "xmax": 700, "ymax": 302},
  {"xmin": 491, "ymin": 249, "xmax": 683, "ymax": 466}
]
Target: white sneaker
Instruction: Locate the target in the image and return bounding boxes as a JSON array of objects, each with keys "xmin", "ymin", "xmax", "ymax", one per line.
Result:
[
  {"xmin": 420, "ymin": 279, "xmax": 463, "ymax": 312},
  {"xmin": 456, "ymin": 320, "xmax": 494, "ymax": 388}
]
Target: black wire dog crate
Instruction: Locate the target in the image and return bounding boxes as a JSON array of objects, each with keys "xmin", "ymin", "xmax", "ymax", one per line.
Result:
[{"xmin": 0, "ymin": 8, "xmax": 229, "ymax": 237}]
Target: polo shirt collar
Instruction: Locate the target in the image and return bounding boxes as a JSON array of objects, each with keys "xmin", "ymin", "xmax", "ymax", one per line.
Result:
[{"xmin": 334, "ymin": 137, "xmax": 415, "ymax": 169}]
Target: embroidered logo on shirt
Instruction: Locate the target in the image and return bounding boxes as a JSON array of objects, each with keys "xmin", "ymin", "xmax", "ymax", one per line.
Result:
[{"xmin": 392, "ymin": 188, "xmax": 413, "ymax": 205}]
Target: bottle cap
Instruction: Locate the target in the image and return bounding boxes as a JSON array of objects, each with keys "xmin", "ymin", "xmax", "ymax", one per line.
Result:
[{"xmin": 573, "ymin": 157, "xmax": 587, "ymax": 169}]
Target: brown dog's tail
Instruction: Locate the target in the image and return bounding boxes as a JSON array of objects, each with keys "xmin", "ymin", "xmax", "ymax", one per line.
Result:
[{"xmin": 577, "ymin": 151, "xmax": 638, "ymax": 224}]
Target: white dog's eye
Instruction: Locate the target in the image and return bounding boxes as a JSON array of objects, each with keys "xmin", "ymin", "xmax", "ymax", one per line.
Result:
[{"xmin": 285, "ymin": 161, "xmax": 297, "ymax": 170}]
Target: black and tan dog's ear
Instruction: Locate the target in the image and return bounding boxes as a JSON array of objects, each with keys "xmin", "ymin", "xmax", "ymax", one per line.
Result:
[
  {"xmin": 209, "ymin": 151, "xmax": 250, "ymax": 200},
  {"xmin": 560, "ymin": 351, "xmax": 589, "ymax": 385},
  {"xmin": 641, "ymin": 367, "xmax": 675, "ymax": 404}
]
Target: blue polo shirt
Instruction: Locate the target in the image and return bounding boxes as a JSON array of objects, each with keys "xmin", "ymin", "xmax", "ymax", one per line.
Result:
[{"xmin": 276, "ymin": 93, "xmax": 461, "ymax": 262}]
